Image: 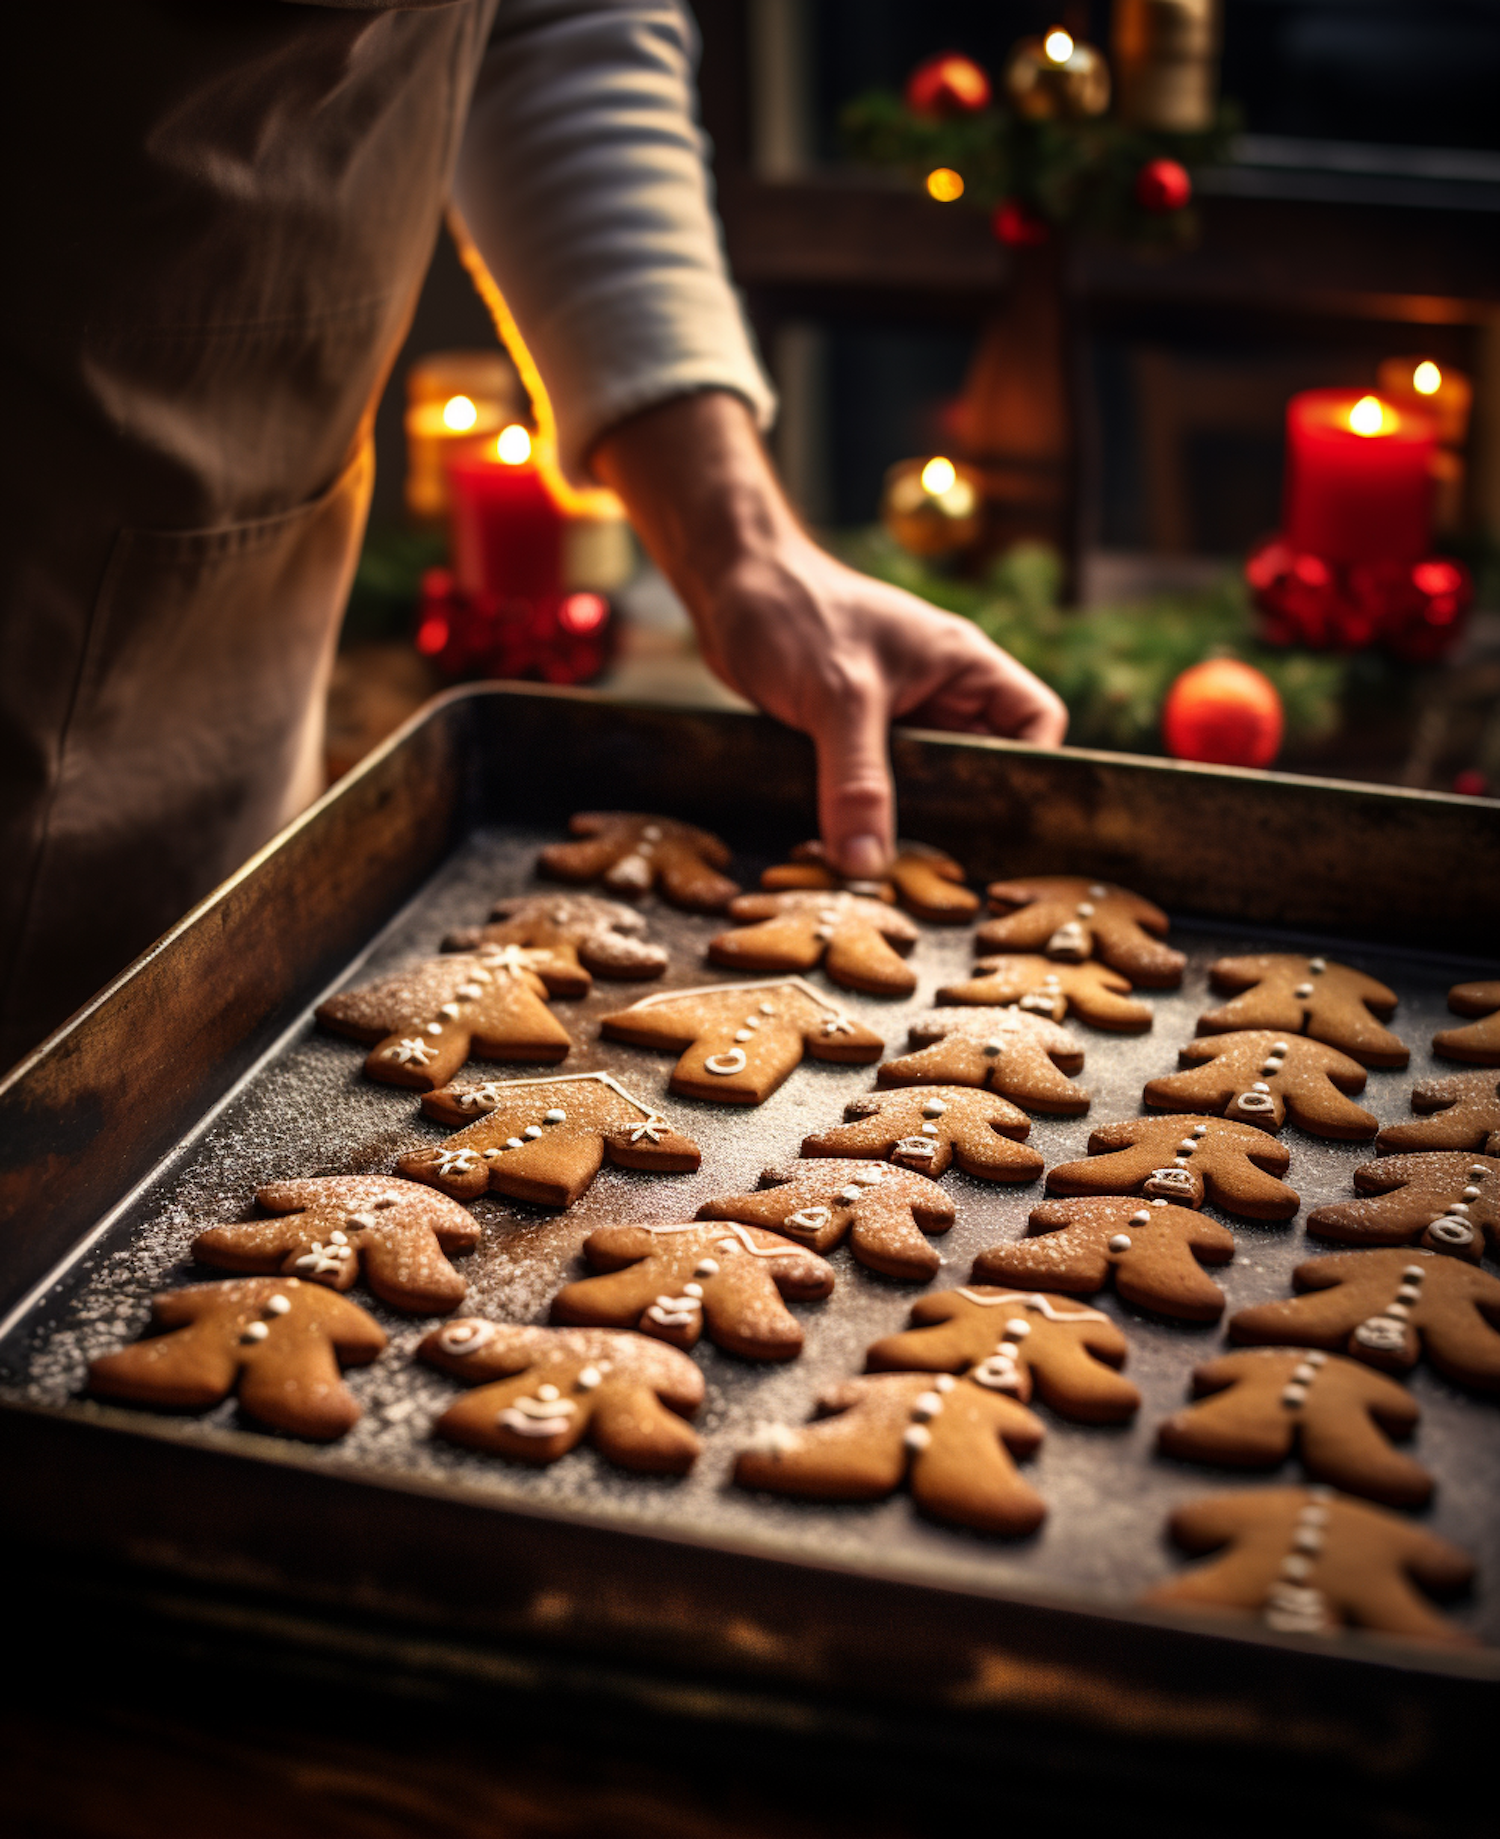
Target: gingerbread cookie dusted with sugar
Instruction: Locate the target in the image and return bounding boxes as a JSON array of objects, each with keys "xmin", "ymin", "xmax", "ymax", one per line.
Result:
[
  {"xmin": 1145, "ymin": 1031, "xmax": 1376, "ymax": 1140},
  {"xmin": 552, "ymin": 1221, "xmax": 834, "ymax": 1360},
  {"xmin": 697, "ymin": 1159, "xmax": 954, "ymax": 1283},
  {"xmin": 442, "ymin": 894, "xmax": 667, "ymax": 990},
  {"xmin": 878, "ymin": 1008, "xmax": 1088, "ymax": 1115},
  {"xmin": 1146, "ymin": 1488, "xmax": 1475, "ymax": 1646},
  {"xmin": 599, "ymin": 977, "xmax": 883, "ymax": 1106},
  {"xmin": 1229, "ymin": 1248, "xmax": 1500, "ymax": 1393},
  {"xmin": 979, "ymin": 876, "xmax": 1185, "ymax": 988},
  {"xmin": 1045, "ymin": 1115, "xmax": 1298, "ymax": 1222},
  {"xmin": 973, "ymin": 1196, "xmax": 1234, "ymax": 1322},
  {"xmin": 1377, "ymin": 1070, "xmax": 1500, "ymax": 1156},
  {"xmin": 418, "ymin": 1320, "xmax": 703, "ymax": 1473},
  {"xmin": 539, "ymin": 812, "xmax": 738, "ymax": 911},
  {"xmin": 1308, "ymin": 1152, "xmax": 1498, "ymax": 1261},
  {"xmin": 399, "ymin": 1072, "xmax": 699, "ymax": 1208},
  {"xmin": 1157, "ymin": 1349, "xmax": 1428, "ymax": 1507},
  {"xmin": 800, "ymin": 1086, "xmax": 1044, "ymax": 1185},
  {"xmin": 1434, "ymin": 980, "xmax": 1500, "ymax": 1065},
  {"xmin": 867, "ymin": 1287, "xmax": 1138, "ymax": 1424},
  {"xmin": 88, "ymin": 1278, "xmax": 385, "ymax": 1440},
  {"xmin": 938, "ymin": 955, "xmax": 1153, "ymax": 1033},
  {"xmin": 1198, "ymin": 953, "xmax": 1406, "ymax": 1067},
  {"xmin": 192, "ymin": 1177, "xmax": 479, "ymax": 1315},
  {"xmin": 736, "ymin": 1373, "xmax": 1045, "ymax": 1534},
  {"xmin": 762, "ymin": 838, "xmax": 979, "ymax": 922},
  {"xmin": 316, "ymin": 948, "xmax": 570, "ymax": 1090},
  {"xmin": 708, "ymin": 891, "xmax": 918, "ymax": 996}
]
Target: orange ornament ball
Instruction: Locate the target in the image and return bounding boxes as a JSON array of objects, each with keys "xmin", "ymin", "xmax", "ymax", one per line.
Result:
[
  {"xmin": 905, "ymin": 53, "xmax": 992, "ymax": 118},
  {"xmin": 1162, "ymin": 660, "xmax": 1284, "ymax": 768}
]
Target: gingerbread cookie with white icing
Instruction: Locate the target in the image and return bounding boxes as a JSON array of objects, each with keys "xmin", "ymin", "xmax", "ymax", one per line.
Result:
[
  {"xmin": 1307, "ymin": 1152, "xmax": 1498, "ymax": 1262},
  {"xmin": 192, "ymin": 1176, "xmax": 479, "ymax": 1315},
  {"xmin": 877, "ymin": 1007, "xmax": 1088, "ymax": 1115},
  {"xmin": 938, "ymin": 954, "xmax": 1152, "ymax": 1032},
  {"xmin": 88, "ymin": 1277, "xmax": 385, "ymax": 1440},
  {"xmin": 1045, "ymin": 1115, "xmax": 1298, "ymax": 1222},
  {"xmin": 442, "ymin": 894, "xmax": 667, "ymax": 991},
  {"xmin": 1229, "ymin": 1248, "xmax": 1500, "ymax": 1392},
  {"xmin": 697, "ymin": 1158, "xmax": 955, "ymax": 1282},
  {"xmin": 599, "ymin": 977, "xmax": 883, "ymax": 1106},
  {"xmin": 708, "ymin": 891, "xmax": 918, "ymax": 996},
  {"xmin": 867, "ymin": 1287, "xmax": 1138, "ymax": 1423},
  {"xmin": 539, "ymin": 812, "xmax": 738, "ymax": 911},
  {"xmin": 735, "ymin": 1372, "xmax": 1046, "ymax": 1535},
  {"xmin": 979, "ymin": 877, "xmax": 1185, "ymax": 988},
  {"xmin": 1157, "ymin": 1348, "xmax": 1429, "ymax": 1507},
  {"xmin": 973, "ymin": 1196, "xmax": 1234, "ymax": 1323},
  {"xmin": 1198, "ymin": 953, "xmax": 1406, "ymax": 1067},
  {"xmin": 799, "ymin": 1086, "xmax": 1044, "ymax": 1184},
  {"xmin": 1144, "ymin": 1031, "xmax": 1376, "ymax": 1140},
  {"xmin": 317, "ymin": 948, "xmax": 571, "ymax": 1091},
  {"xmin": 552, "ymin": 1220, "xmax": 834, "ymax": 1360},
  {"xmin": 762, "ymin": 838, "xmax": 979, "ymax": 922},
  {"xmin": 418, "ymin": 1320, "xmax": 703, "ymax": 1473},
  {"xmin": 399, "ymin": 1072, "xmax": 700, "ymax": 1207},
  {"xmin": 1146, "ymin": 1487, "xmax": 1475, "ymax": 1645},
  {"xmin": 1434, "ymin": 980, "xmax": 1500, "ymax": 1065},
  {"xmin": 1377, "ymin": 1070, "xmax": 1500, "ymax": 1156}
]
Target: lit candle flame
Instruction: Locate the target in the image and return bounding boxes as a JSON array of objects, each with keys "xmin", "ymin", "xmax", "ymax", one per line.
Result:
[
  {"xmin": 925, "ymin": 167, "xmax": 965, "ymax": 203},
  {"xmin": 442, "ymin": 394, "xmax": 478, "ymax": 432},
  {"xmin": 1348, "ymin": 395, "xmax": 1387, "ymax": 437},
  {"xmin": 1043, "ymin": 28, "xmax": 1074, "ymax": 63},
  {"xmin": 1412, "ymin": 361, "xmax": 1442, "ymax": 396},
  {"xmin": 496, "ymin": 423, "xmax": 533, "ymax": 465},
  {"xmin": 921, "ymin": 456, "xmax": 957, "ymax": 495}
]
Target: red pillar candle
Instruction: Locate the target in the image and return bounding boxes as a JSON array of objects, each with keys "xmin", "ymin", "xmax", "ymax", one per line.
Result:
[
  {"xmin": 1283, "ymin": 390, "xmax": 1434, "ymax": 565},
  {"xmin": 446, "ymin": 425, "xmax": 562, "ymax": 600}
]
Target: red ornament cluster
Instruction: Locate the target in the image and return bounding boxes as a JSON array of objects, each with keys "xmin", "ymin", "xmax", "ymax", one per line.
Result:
[
  {"xmin": 1246, "ymin": 538, "xmax": 1472, "ymax": 663},
  {"xmin": 415, "ymin": 569, "xmax": 613, "ymax": 683}
]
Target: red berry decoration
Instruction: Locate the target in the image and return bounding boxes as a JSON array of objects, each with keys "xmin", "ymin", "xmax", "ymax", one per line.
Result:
[
  {"xmin": 1135, "ymin": 158, "xmax": 1192, "ymax": 214},
  {"xmin": 1162, "ymin": 660, "xmax": 1284, "ymax": 769},
  {"xmin": 992, "ymin": 197, "xmax": 1050, "ymax": 247},
  {"xmin": 905, "ymin": 53, "xmax": 992, "ymax": 119}
]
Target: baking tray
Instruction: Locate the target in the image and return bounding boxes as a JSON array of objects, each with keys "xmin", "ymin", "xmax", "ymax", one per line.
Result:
[{"xmin": 1, "ymin": 687, "xmax": 1497, "ymax": 1824}]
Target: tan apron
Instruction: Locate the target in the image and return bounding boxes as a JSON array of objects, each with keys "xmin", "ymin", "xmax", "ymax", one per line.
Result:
[{"xmin": 0, "ymin": 0, "xmax": 496, "ymax": 1066}]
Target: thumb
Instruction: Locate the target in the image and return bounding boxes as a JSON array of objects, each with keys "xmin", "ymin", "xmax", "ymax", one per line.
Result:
[{"xmin": 810, "ymin": 675, "xmax": 895, "ymax": 880}]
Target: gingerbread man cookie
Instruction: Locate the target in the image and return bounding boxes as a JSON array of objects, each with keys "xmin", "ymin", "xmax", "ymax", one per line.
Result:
[
  {"xmin": 192, "ymin": 1176, "xmax": 480, "ymax": 1315},
  {"xmin": 762, "ymin": 838, "xmax": 979, "ymax": 922},
  {"xmin": 867, "ymin": 1287, "xmax": 1138, "ymax": 1423},
  {"xmin": 552, "ymin": 1220, "xmax": 834, "ymax": 1360},
  {"xmin": 697, "ymin": 1158, "xmax": 955, "ymax": 1282},
  {"xmin": 1144, "ymin": 1031, "xmax": 1376, "ymax": 1140},
  {"xmin": 979, "ymin": 877, "xmax": 1185, "ymax": 988},
  {"xmin": 799, "ymin": 1086, "xmax": 1044, "ymax": 1184},
  {"xmin": 735, "ymin": 1373, "xmax": 1046, "ymax": 1535},
  {"xmin": 1307, "ymin": 1152, "xmax": 1499, "ymax": 1262},
  {"xmin": 599, "ymin": 977, "xmax": 883, "ymax": 1106},
  {"xmin": 316, "ymin": 948, "xmax": 571, "ymax": 1091},
  {"xmin": 1434, "ymin": 980, "xmax": 1500, "ymax": 1065},
  {"xmin": 1377, "ymin": 1070, "xmax": 1500, "ymax": 1156},
  {"xmin": 1198, "ymin": 953, "xmax": 1406, "ymax": 1068},
  {"xmin": 938, "ymin": 954, "xmax": 1153, "ymax": 1033},
  {"xmin": 1146, "ymin": 1487, "xmax": 1475, "ymax": 1646},
  {"xmin": 88, "ymin": 1278, "xmax": 385, "ymax": 1440},
  {"xmin": 539, "ymin": 812, "xmax": 739, "ymax": 911},
  {"xmin": 442, "ymin": 894, "xmax": 667, "ymax": 991},
  {"xmin": 877, "ymin": 1008, "xmax": 1088, "ymax": 1115},
  {"xmin": 1157, "ymin": 1348, "xmax": 1428, "ymax": 1507},
  {"xmin": 418, "ymin": 1320, "xmax": 703, "ymax": 1473},
  {"xmin": 399, "ymin": 1072, "xmax": 700, "ymax": 1208},
  {"xmin": 973, "ymin": 1196, "xmax": 1234, "ymax": 1322},
  {"xmin": 1045, "ymin": 1115, "xmax": 1298, "ymax": 1222},
  {"xmin": 1229, "ymin": 1248, "xmax": 1500, "ymax": 1392},
  {"xmin": 708, "ymin": 891, "xmax": 918, "ymax": 996}
]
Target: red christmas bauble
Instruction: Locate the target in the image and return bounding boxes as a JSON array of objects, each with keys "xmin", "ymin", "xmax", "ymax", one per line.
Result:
[
  {"xmin": 992, "ymin": 197, "xmax": 1050, "ymax": 246},
  {"xmin": 1162, "ymin": 660, "xmax": 1284, "ymax": 768},
  {"xmin": 1135, "ymin": 158, "xmax": 1192, "ymax": 214},
  {"xmin": 905, "ymin": 53, "xmax": 992, "ymax": 118}
]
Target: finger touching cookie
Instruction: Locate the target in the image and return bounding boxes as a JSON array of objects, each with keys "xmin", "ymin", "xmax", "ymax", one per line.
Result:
[
  {"xmin": 1045, "ymin": 1115, "xmax": 1298, "ymax": 1221},
  {"xmin": 1307, "ymin": 1152, "xmax": 1498, "ymax": 1261},
  {"xmin": 1434, "ymin": 981, "xmax": 1500, "ymax": 1065},
  {"xmin": 939, "ymin": 955, "xmax": 1153, "ymax": 1033},
  {"xmin": 1144, "ymin": 1031, "xmax": 1376, "ymax": 1140},
  {"xmin": 1376, "ymin": 1071, "xmax": 1500, "ymax": 1156},
  {"xmin": 878, "ymin": 1008, "xmax": 1088, "ymax": 1116},
  {"xmin": 762, "ymin": 838, "xmax": 979, "ymax": 922},
  {"xmin": 979, "ymin": 877, "xmax": 1184, "ymax": 988},
  {"xmin": 442, "ymin": 894, "xmax": 667, "ymax": 989},
  {"xmin": 799, "ymin": 1086, "xmax": 1044, "ymax": 1184},
  {"xmin": 709, "ymin": 891, "xmax": 918, "ymax": 996},
  {"xmin": 539, "ymin": 813, "xmax": 739, "ymax": 911},
  {"xmin": 1199, "ymin": 954, "xmax": 1406, "ymax": 1067}
]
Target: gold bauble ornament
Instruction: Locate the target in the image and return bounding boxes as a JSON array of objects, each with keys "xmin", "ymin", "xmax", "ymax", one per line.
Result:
[
  {"xmin": 881, "ymin": 455, "xmax": 983, "ymax": 558},
  {"xmin": 1002, "ymin": 29, "xmax": 1111, "ymax": 121}
]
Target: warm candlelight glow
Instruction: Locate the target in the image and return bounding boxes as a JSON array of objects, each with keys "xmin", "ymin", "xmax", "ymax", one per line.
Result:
[
  {"xmin": 1412, "ymin": 361, "xmax": 1442, "ymax": 396},
  {"xmin": 920, "ymin": 456, "xmax": 957, "ymax": 494},
  {"xmin": 925, "ymin": 167, "xmax": 965, "ymax": 202},
  {"xmin": 441, "ymin": 394, "xmax": 478, "ymax": 432},
  {"xmin": 1043, "ymin": 28, "xmax": 1074, "ymax": 63},
  {"xmin": 1348, "ymin": 395, "xmax": 1389, "ymax": 437},
  {"xmin": 495, "ymin": 423, "xmax": 533, "ymax": 465}
]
